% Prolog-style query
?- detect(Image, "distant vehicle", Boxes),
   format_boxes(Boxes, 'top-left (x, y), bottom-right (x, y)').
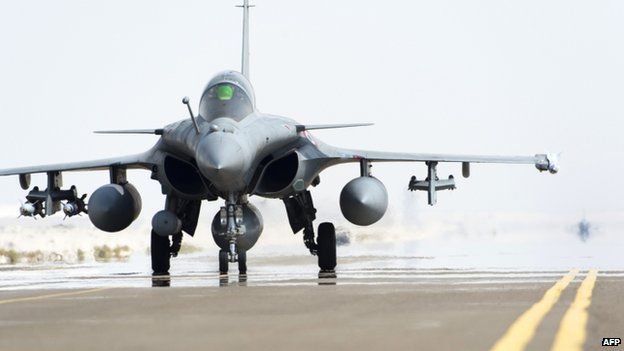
top-left (0, 1), bottom-right (558, 276)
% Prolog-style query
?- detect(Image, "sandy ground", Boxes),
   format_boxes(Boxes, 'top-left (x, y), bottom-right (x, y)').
top-left (0, 258), bottom-right (621, 351)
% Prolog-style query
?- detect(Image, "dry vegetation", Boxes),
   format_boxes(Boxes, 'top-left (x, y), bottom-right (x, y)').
top-left (0, 249), bottom-right (46, 264)
top-left (0, 246), bottom-right (133, 264)
top-left (0, 242), bottom-right (204, 265)
top-left (93, 245), bottom-right (131, 261)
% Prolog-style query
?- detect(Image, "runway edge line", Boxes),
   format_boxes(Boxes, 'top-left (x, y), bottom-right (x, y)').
top-left (550, 269), bottom-right (598, 351)
top-left (489, 269), bottom-right (579, 351)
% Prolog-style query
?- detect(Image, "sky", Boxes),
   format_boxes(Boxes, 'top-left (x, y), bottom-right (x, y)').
top-left (0, 0), bottom-right (623, 228)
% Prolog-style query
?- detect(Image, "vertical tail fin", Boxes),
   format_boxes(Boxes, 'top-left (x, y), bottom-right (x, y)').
top-left (237, 0), bottom-right (254, 79)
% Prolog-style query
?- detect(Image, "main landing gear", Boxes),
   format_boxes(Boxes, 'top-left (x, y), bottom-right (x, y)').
top-left (151, 190), bottom-right (338, 278)
top-left (151, 195), bottom-right (201, 276)
top-left (317, 222), bottom-right (337, 273)
top-left (151, 230), bottom-right (183, 276)
top-left (283, 190), bottom-right (337, 274)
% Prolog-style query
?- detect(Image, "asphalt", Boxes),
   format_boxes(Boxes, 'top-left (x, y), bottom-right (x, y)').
top-left (0, 265), bottom-right (621, 351)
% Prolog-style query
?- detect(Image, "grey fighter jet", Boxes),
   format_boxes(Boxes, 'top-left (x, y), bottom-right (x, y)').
top-left (0, 2), bottom-right (558, 276)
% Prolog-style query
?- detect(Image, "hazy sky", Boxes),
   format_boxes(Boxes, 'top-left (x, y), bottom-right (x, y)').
top-left (0, 0), bottom-right (622, 222)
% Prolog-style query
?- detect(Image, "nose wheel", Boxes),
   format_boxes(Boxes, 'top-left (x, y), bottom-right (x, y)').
top-left (219, 249), bottom-right (247, 275)
top-left (238, 250), bottom-right (247, 275)
top-left (219, 250), bottom-right (228, 274)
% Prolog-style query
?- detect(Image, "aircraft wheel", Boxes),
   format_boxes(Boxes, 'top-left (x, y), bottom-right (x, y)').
top-left (219, 250), bottom-right (229, 275)
top-left (238, 250), bottom-right (247, 275)
top-left (317, 222), bottom-right (337, 272)
top-left (151, 230), bottom-right (170, 275)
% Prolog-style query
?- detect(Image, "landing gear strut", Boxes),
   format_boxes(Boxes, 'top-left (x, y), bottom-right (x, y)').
top-left (150, 230), bottom-right (184, 276)
top-left (216, 192), bottom-right (247, 274)
top-left (283, 190), bottom-right (337, 273)
top-left (150, 195), bottom-right (201, 276)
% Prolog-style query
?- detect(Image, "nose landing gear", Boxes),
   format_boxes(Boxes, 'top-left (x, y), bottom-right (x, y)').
top-left (217, 192), bottom-right (247, 275)
top-left (219, 249), bottom-right (247, 275)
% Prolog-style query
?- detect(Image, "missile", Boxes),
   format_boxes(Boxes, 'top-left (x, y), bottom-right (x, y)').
top-left (61, 194), bottom-right (88, 219)
top-left (61, 202), bottom-right (79, 217)
top-left (546, 153), bottom-right (560, 174)
top-left (19, 201), bottom-right (36, 217)
top-left (18, 200), bottom-right (42, 218)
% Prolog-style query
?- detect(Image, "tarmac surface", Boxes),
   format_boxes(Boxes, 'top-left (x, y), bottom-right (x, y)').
top-left (0, 255), bottom-right (622, 351)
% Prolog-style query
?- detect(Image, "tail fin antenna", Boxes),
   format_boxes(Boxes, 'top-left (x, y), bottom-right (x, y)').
top-left (236, 0), bottom-right (254, 79)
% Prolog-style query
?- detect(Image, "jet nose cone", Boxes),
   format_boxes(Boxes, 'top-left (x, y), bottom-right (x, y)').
top-left (196, 133), bottom-right (246, 188)
top-left (203, 151), bottom-right (242, 174)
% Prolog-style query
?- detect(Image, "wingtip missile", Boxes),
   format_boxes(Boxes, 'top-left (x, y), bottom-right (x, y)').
top-left (535, 153), bottom-right (560, 174)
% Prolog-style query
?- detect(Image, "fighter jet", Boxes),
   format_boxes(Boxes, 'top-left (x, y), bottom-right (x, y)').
top-left (0, 1), bottom-right (558, 276)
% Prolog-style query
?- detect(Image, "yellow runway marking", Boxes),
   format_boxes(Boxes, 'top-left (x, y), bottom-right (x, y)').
top-left (490, 269), bottom-right (579, 351)
top-left (0, 287), bottom-right (111, 305)
top-left (550, 269), bottom-right (598, 351)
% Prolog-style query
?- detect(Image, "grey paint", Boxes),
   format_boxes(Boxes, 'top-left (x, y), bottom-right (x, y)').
top-left (152, 210), bottom-right (182, 237)
top-left (88, 183), bottom-right (142, 233)
top-left (211, 202), bottom-right (263, 251)
top-left (0, 3), bottom-right (557, 246)
top-left (340, 177), bottom-right (389, 226)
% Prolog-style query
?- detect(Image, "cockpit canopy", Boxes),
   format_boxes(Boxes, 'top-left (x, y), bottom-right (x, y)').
top-left (199, 71), bottom-right (255, 122)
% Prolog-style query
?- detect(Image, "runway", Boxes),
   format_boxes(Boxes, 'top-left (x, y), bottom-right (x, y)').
top-left (0, 255), bottom-right (622, 351)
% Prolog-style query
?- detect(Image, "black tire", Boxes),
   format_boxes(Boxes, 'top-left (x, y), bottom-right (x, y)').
top-left (238, 250), bottom-right (247, 275)
top-left (151, 230), bottom-right (170, 275)
top-left (317, 222), bottom-right (337, 272)
top-left (219, 250), bottom-right (229, 274)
